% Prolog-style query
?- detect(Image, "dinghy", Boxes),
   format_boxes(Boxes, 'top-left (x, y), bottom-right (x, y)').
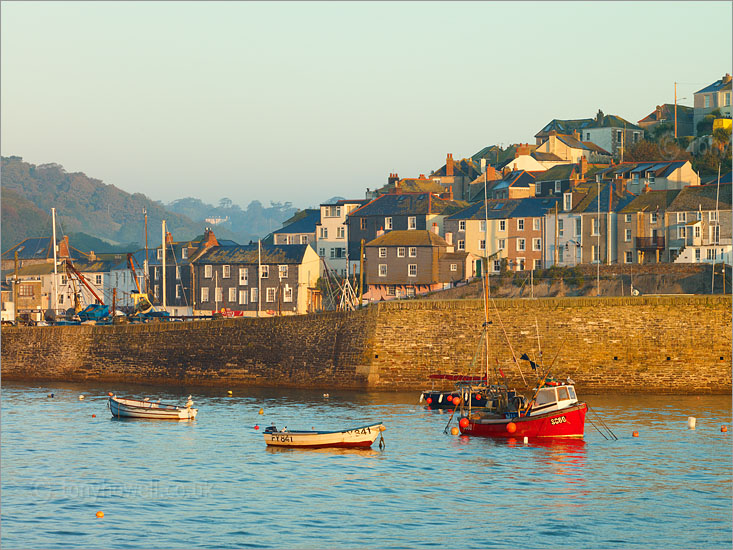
top-left (263, 423), bottom-right (385, 448)
top-left (108, 394), bottom-right (198, 420)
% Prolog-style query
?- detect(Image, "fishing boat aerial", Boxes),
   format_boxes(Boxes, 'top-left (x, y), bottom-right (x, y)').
top-left (108, 394), bottom-right (198, 420)
top-left (263, 423), bottom-right (385, 448)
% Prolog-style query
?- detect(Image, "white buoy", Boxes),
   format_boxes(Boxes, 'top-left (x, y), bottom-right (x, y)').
top-left (687, 417), bottom-right (697, 429)
top-left (523, 436), bottom-right (529, 444)
top-left (78, 395), bottom-right (85, 400)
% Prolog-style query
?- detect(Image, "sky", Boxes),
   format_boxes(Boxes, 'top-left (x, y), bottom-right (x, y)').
top-left (2, 1), bottom-right (731, 210)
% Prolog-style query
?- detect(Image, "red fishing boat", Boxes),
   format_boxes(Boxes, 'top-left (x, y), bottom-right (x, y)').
top-left (458, 380), bottom-right (587, 438)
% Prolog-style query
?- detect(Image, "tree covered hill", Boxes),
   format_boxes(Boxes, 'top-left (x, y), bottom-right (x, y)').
top-left (1, 156), bottom-right (298, 253)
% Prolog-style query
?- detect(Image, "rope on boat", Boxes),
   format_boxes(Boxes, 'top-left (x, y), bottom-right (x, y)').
top-left (378, 432), bottom-right (385, 450)
top-left (443, 403), bottom-right (459, 434)
top-left (586, 404), bottom-right (618, 440)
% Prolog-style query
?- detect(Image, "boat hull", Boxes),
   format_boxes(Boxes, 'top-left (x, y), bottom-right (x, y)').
top-left (263, 423), bottom-right (384, 448)
top-left (460, 403), bottom-right (587, 439)
top-left (108, 397), bottom-right (197, 420)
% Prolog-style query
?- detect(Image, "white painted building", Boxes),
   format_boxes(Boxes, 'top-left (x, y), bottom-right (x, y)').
top-left (316, 199), bottom-right (367, 277)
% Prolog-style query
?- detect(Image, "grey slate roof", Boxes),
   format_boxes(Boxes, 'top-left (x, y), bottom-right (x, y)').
top-left (196, 244), bottom-right (311, 265)
top-left (696, 76), bottom-right (732, 95)
top-left (619, 190), bottom-right (681, 213)
top-left (2, 237), bottom-right (87, 262)
top-left (365, 230), bottom-right (449, 248)
top-left (666, 183), bottom-right (732, 212)
top-left (274, 209), bottom-right (320, 235)
top-left (349, 193), bottom-right (467, 217)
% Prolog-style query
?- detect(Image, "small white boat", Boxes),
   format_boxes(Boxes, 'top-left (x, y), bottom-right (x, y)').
top-left (263, 423), bottom-right (385, 448)
top-left (108, 394), bottom-right (197, 420)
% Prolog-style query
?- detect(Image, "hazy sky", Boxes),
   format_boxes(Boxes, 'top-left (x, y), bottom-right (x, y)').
top-left (2, 1), bottom-right (731, 209)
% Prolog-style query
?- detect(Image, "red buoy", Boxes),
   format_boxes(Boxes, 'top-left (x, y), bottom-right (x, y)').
top-left (632, 431), bottom-right (639, 437)
top-left (426, 397), bottom-right (432, 404)
top-left (506, 422), bottom-right (517, 434)
top-left (254, 425), bottom-right (260, 430)
top-left (722, 426), bottom-right (728, 433)
top-left (459, 417), bottom-right (469, 428)
top-left (453, 397), bottom-right (462, 406)
top-left (475, 394), bottom-right (483, 401)
top-left (92, 414), bottom-right (96, 418)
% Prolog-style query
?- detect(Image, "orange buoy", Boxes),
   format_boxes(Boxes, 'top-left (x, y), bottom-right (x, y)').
top-left (459, 417), bottom-right (469, 429)
top-left (426, 397), bottom-right (432, 404)
top-left (633, 431), bottom-right (639, 437)
top-left (92, 414), bottom-right (96, 418)
top-left (96, 511), bottom-right (104, 518)
top-left (722, 426), bottom-right (728, 433)
top-left (453, 397), bottom-right (462, 406)
top-left (107, 392), bottom-right (113, 397)
top-left (475, 394), bottom-right (483, 401)
top-left (506, 422), bottom-right (517, 434)
top-left (450, 427), bottom-right (459, 435)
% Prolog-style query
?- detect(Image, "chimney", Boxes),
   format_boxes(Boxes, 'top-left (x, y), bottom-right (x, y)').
top-left (448, 185), bottom-right (453, 201)
top-left (579, 156), bottom-right (588, 179)
top-left (549, 130), bottom-right (557, 137)
top-left (723, 73), bottom-right (732, 84)
top-left (88, 250), bottom-right (96, 262)
top-left (388, 172), bottom-right (399, 186)
top-left (419, 173), bottom-right (427, 180)
top-left (446, 153), bottom-right (454, 176)
top-left (655, 105), bottom-right (662, 121)
top-left (485, 166), bottom-right (497, 181)
top-left (57, 235), bottom-right (70, 259)
top-left (432, 222), bottom-right (439, 235)
top-left (573, 130), bottom-right (580, 141)
top-left (165, 231), bottom-right (173, 245)
top-left (202, 228), bottom-right (219, 249)
top-left (376, 226), bottom-right (384, 238)
top-left (445, 231), bottom-right (453, 245)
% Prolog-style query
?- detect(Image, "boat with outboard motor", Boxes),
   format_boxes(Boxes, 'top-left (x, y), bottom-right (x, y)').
top-left (263, 423), bottom-right (385, 448)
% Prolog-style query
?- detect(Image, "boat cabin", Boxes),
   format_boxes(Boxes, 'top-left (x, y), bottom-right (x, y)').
top-left (529, 384), bottom-right (578, 416)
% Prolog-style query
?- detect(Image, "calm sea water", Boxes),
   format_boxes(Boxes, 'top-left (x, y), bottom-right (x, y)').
top-left (1, 381), bottom-right (731, 550)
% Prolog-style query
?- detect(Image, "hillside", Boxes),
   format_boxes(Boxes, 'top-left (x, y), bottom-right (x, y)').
top-left (0, 156), bottom-right (270, 252)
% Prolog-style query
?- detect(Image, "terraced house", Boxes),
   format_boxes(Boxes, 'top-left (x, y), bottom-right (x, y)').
top-left (617, 190), bottom-right (681, 264)
top-left (363, 230), bottom-right (470, 301)
top-left (192, 243), bottom-right (320, 316)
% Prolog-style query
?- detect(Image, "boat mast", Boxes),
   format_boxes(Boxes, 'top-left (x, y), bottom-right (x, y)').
top-left (482, 165), bottom-right (491, 384)
top-left (162, 219), bottom-right (167, 311)
top-left (51, 207), bottom-right (59, 316)
top-left (144, 209), bottom-right (149, 295)
top-left (257, 239), bottom-right (262, 317)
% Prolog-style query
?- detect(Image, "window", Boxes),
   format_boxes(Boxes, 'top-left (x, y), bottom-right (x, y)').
top-left (563, 192), bottom-right (572, 211)
top-left (696, 211), bottom-right (702, 221)
top-left (457, 240), bottom-right (465, 251)
top-left (479, 240), bottom-right (486, 251)
top-left (204, 265), bottom-right (212, 279)
top-left (592, 245), bottom-right (600, 263)
top-left (408, 247), bottom-right (417, 257)
top-left (450, 263), bottom-right (457, 272)
top-left (695, 248), bottom-right (701, 261)
top-left (386, 285), bottom-right (396, 296)
top-left (480, 220), bottom-right (487, 232)
top-left (260, 265), bottom-right (269, 278)
top-left (616, 130), bottom-right (623, 141)
top-left (558, 246), bottom-right (564, 263)
top-left (239, 290), bottom-right (248, 305)
top-left (533, 219), bottom-right (541, 231)
top-left (215, 287), bottom-right (223, 303)
top-left (625, 229), bottom-right (632, 242)
top-left (223, 265), bottom-right (230, 279)
top-left (533, 259), bottom-right (542, 270)
top-left (278, 265), bottom-right (288, 279)
top-left (378, 264), bottom-right (387, 277)
top-left (228, 287), bottom-right (236, 302)
top-left (182, 248), bottom-right (188, 259)
top-left (379, 247), bottom-right (387, 258)
top-left (517, 258), bottom-right (525, 271)
top-left (651, 212), bottom-right (658, 224)
top-left (301, 235), bottom-right (309, 244)
top-left (58, 294), bottom-right (64, 305)
top-left (239, 268), bottom-right (248, 285)
top-left (157, 249), bottom-right (163, 260)
top-left (633, 173), bottom-right (640, 182)
top-left (592, 218), bottom-right (599, 236)
top-left (61, 274), bottom-right (67, 285)
top-left (385, 217), bottom-right (392, 230)
top-left (532, 238), bottom-right (541, 251)
top-left (711, 225), bottom-right (720, 243)
top-left (586, 133), bottom-right (590, 141)
top-left (625, 251), bottom-right (633, 264)
top-left (337, 227), bottom-right (345, 239)
top-left (175, 266), bottom-right (181, 279)
top-left (498, 238), bottom-right (506, 250)
top-left (678, 227), bottom-right (686, 239)
top-left (493, 260), bottom-right (501, 272)
top-left (250, 288), bottom-right (258, 303)
top-left (625, 214), bottom-right (632, 223)
top-left (95, 274), bottom-right (102, 286)
top-left (397, 247), bottom-right (405, 258)
top-left (283, 285), bottom-right (293, 303)
top-left (201, 287), bottom-right (209, 302)
top-left (360, 218), bottom-right (367, 230)
top-left (408, 216), bottom-right (417, 230)
top-left (647, 173), bottom-right (655, 185)
top-left (320, 227), bottom-right (328, 239)
top-left (707, 248), bottom-right (717, 260)
top-left (575, 218), bottom-right (582, 236)
top-left (18, 285), bottom-right (34, 297)
top-left (176, 284), bottom-right (181, 299)
top-left (406, 287), bottom-right (415, 298)
top-left (517, 238), bottom-right (526, 251)
top-left (266, 288), bottom-right (276, 303)
top-left (154, 266), bottom-right (160, 280)
top-left (408, 264), bottom-right (417, 277)
top-left (319, 248), bottom-right (325, 257)
top-left (633, 132), bottom-right (640, 143)
top-left (554, 181), bottom-right (562, 194)
top-left (517, 219), bottom-right (525, 231)
top-left (694, 225), bottom-right (701, 238)
top-left (459, 220), bottom-right (466, 231)
top-left (725, 92), bottom-right (731, 107)
top-left (709, 211), bottom-right (719, 222)
top-left (499, 220), bottom-right (506, 231)
top-left (558, 219), bottom-right (564, 237)
top-left (704, 95), bottom-right (710, 108)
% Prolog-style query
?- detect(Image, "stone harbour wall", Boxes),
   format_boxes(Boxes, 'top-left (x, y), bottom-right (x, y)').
top-left (1, 295), bottom-right (730, 393)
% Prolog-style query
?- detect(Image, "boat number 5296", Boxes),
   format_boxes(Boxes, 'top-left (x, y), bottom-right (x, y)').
top-left (550, 416), bottom-right (567, 425)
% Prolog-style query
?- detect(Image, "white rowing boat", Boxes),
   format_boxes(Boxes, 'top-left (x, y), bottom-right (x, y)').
top-left (108, 394), bottom-right (198, 420)
top-left (263, 423), bottom-right (385, 448)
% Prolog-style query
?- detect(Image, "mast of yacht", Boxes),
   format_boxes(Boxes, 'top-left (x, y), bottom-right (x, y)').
top-left (51, 208), bottom-right (59, 316)
top-left (144, 209), bottom-right (150, 295)
top-left (162, 220), bottom-right (167, 311)
top-left (482, 164), bottom-right (492, 384)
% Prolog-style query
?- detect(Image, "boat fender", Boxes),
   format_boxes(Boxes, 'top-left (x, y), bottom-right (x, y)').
top-left (512, 396), bottom-right (526, 411)
top-left (419, 394), bottom-right (424, 403)
top-left (438, 394), bottom-right (443, 404)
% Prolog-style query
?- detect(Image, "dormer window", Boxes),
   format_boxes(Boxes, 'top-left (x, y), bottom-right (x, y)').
top-left (181, 248), bottom-right (188, 259)
top-left (563, 192), bottom-right (572, 212)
